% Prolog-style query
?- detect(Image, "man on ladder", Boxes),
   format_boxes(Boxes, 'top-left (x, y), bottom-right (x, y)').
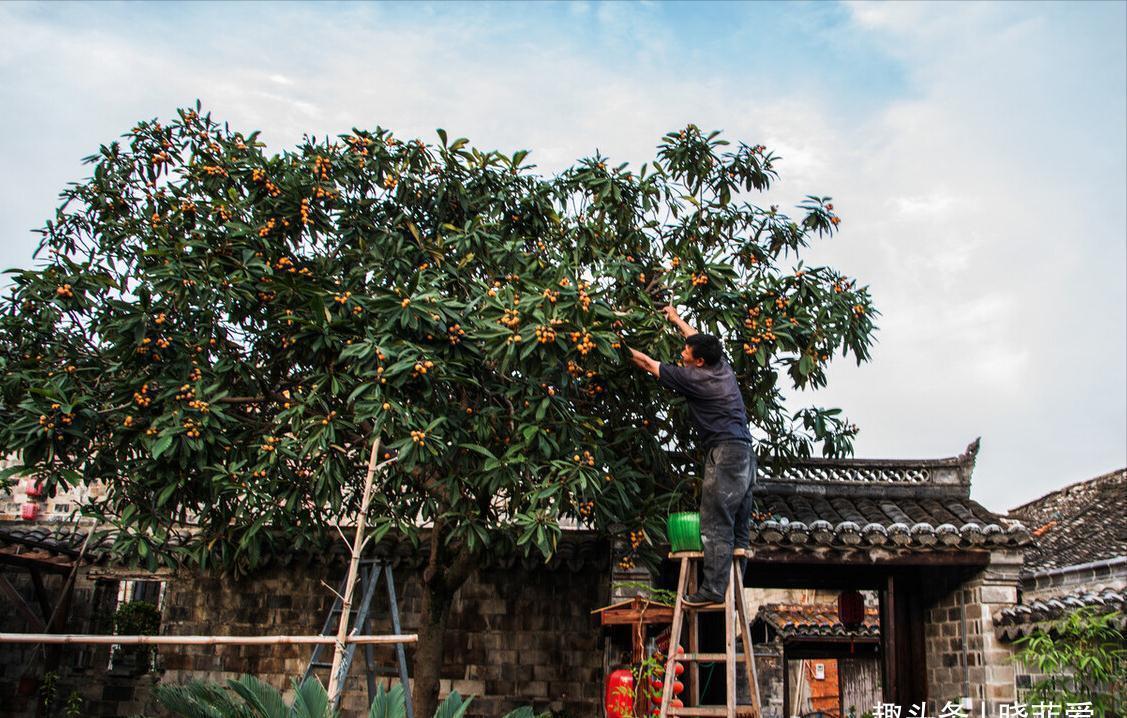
top-left (628, 305), bottom-right (757, 607)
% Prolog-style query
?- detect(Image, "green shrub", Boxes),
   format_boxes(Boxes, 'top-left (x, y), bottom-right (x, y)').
top-left (113, 600), bottom-right (161, 636)
top-left (1013, 606), bottom-right (1126, 716)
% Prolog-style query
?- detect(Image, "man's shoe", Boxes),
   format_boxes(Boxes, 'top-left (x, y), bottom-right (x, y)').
top-left (682, 591), bottom-right (724, 608)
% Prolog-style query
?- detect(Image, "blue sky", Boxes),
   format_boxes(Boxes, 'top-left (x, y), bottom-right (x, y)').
top-left (1, 1), bottom-right (1124, 512)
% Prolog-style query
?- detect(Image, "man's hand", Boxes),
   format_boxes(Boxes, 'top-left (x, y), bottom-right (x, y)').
top-left (628, 347), bottom-right (661, 378)
top-left (662, 304), bottom-right (698, 337)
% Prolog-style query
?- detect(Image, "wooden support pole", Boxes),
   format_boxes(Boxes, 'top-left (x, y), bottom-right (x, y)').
top-left (0, 633), bottom-right (417, 646)
top-left (328, 435), bottom-right (383, 705)
top-left (28, 568), bottom-right (52, 622)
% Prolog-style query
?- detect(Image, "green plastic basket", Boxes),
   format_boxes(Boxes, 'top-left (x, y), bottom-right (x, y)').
top-left (667, 511), bottom-right (702, 552)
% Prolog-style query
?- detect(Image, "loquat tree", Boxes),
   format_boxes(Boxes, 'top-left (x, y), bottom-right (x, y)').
top-left (0, 103), bottom-right (876, 713)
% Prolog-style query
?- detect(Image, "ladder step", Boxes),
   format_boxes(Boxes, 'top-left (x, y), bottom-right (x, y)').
top-left (668, 549), bottom-right (751, 559)
top-left (371, 666), bottom-right (400, 676)
top-left (680, 602), bottom-right (729, 612)
top-left (669, 706), bottom-right (756, 716)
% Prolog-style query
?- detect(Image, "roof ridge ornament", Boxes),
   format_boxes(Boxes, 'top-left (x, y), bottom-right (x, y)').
top-left (957, 437), bottom-right (982, 482)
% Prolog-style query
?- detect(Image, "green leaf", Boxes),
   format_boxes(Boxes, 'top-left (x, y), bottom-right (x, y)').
top-left (151, 435), bottom-right (173, 459)
top-left (434, 691), bottom-right (473, 718)
top-left (228, 674), bottom-right (288, 718)
top-left (459, 444), bottom-right (497, 460)
top-left (367, 683), bottom-right (406, 718)
top-left (290, 676), bottom-right (333, 718)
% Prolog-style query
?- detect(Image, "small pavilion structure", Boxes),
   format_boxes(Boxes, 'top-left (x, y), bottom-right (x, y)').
top-left (637, 440), bottom-right (1033, 715)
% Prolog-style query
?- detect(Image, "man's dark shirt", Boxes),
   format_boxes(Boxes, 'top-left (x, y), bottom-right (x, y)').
top-left (657, 358), bottom-right (754, 449)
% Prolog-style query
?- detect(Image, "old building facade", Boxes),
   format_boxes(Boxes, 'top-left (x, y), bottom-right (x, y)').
top-left (2, 443), bottom-right (1051, 717)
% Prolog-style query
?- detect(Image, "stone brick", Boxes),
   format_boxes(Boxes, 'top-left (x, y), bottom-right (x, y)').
top-left (451, 679), bottom-right (486, 695)
top-left (988, 683), bottom-right (1016, 700)
top-left (980, 585), bottom-right (1017, 604)
top-left (519, 680), bottom-right (548, 697)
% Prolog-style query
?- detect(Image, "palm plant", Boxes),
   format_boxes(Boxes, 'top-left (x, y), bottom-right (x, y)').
top-left (153, 674), bottom-right (538, 718)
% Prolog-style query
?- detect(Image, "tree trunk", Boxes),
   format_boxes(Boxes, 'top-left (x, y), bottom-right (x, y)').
top-left (411, 529), bottom-right (475, 717)
top-left (413, 577), bottom-right (456, 717)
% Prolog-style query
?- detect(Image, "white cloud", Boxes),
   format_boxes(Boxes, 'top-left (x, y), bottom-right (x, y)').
top-left (0, 1), bottom-right (1122, 512)
top-left (890, 193), bottom-right (958, 217)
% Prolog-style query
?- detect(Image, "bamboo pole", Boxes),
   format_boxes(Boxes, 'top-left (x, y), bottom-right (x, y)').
top-left (0, 633), bottom-right (416, 646)
top-left (327, 435), bottom-right (383, 705)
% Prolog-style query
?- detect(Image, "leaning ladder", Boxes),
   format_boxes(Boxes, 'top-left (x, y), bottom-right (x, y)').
top-left (659, 548), bottom-right (761, 718)
top-left (303, 558), bottom-right (413, 717)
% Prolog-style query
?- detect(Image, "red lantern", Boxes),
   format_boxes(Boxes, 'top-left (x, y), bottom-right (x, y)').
top-left (839, 589), bottom-right (865, 627)
top-left (24, 480), bottom-right (43, 498)
top-left (21, 503), bottom-right (39, 520)
top-left (605, 668), bottom-right (634, 718)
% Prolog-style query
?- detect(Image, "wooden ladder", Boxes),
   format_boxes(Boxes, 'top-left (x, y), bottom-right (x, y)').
top-left (303, 559), bottom-right (413, 716)
top-left (659, 549), bottom-right (761, 718)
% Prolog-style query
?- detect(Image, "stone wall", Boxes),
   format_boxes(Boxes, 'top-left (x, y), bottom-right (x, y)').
top-left (0, 567), bottom-right (165, 717)
top-left (1020, 560), bottom-right (1127, 602)
top-left (754, 643), bottom-right (785, 718)
top-left (1009, 561), bottom-right (1127, 704)
top-left (0, 552), bottom-right (609, 717)
top-left (922, 552), bottom-right (1023, 715)
top-left (157, 557), bottom-right (609, 717)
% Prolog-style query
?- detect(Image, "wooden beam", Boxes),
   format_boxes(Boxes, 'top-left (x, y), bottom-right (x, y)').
top-left (745, 547), bottom-right (992, 568)
top-left (782, 644), bottom-right (790, 718)
top-left (84, 566), bottom-right (176, 580)
top-left (738, 557), bottom-right (988, 590)
top-left (780, 636), bottom-right (881, 646)
top-left (880, 575), bottom-right (897, 706)
top-left (28, 568), bottom-right (53, 623)
top-left (599, 608), bottom-right (674, 625)
top-left (0, 575), bottom-right (46, 632)
top-left (0, 633), bottom-right (418, 646)
top-left (904, 570), bottom-right (929, 707)
top-left (0, 552), bottom-right (74, 573)
top-left (784, 642), bottom-right (881, 660)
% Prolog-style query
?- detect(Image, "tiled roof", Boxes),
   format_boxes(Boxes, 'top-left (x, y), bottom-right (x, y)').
top-left (755, 602), bottom-right (880, 640)
top-left (0, 524), bottom-right (115, 557)
top-left (993, 587), bottom-right (1127, 642)
top-left (1006, 468), bottom-right (1127, 572)
top-left (749, 493), bottom-right (1029, 551)
top-left (0, 523), bottom-right (609, 573)
top-left (747, 441), bottom-right (1031, 552)
top-left (0, 524), bottom-right (114, 570)
top-left (368, 531), bottom-right (609, 572)
top-left (3, 441), bottom-right (1028, 571)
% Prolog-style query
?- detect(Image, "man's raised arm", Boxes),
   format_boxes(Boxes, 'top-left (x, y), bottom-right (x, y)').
top-left (662, 305), bottom-right (698, 337)
top-left (628, 347), bottom-right (661, 378)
